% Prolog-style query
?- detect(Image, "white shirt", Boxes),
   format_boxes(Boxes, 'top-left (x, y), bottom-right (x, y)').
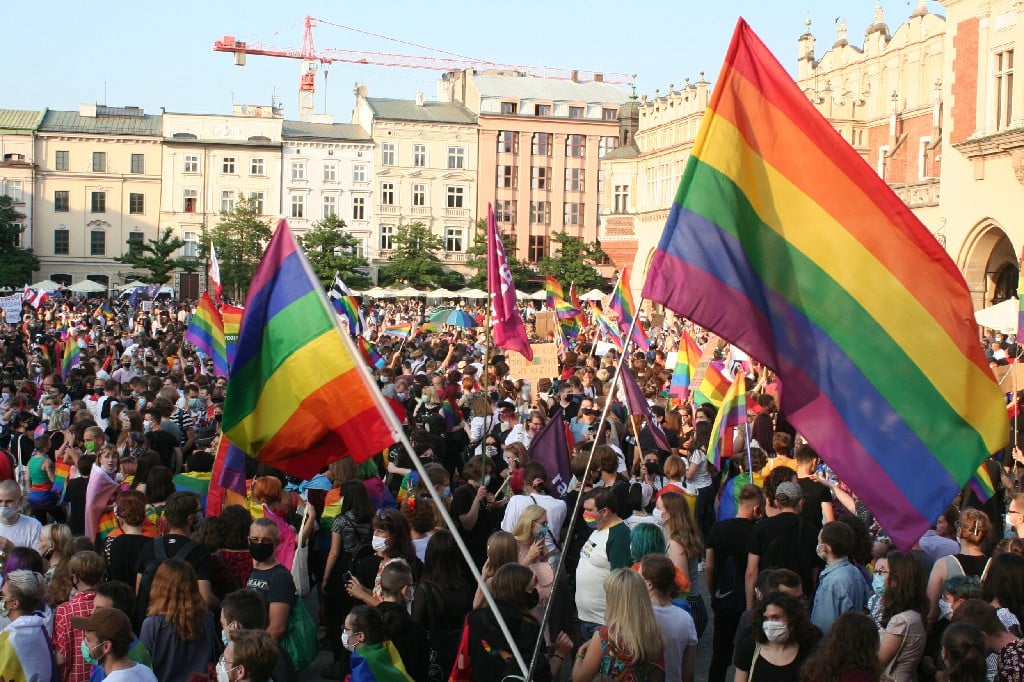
top-left (501, 493), bottom-right (567, 554)
top-left (652, 603), bottom-right (698, 682)
top-left (104, 664), bottom-right (159, 681)
top-left (0, 514), bottom-right (41, 551)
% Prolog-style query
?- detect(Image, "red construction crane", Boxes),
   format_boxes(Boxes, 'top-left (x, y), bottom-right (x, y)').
top-left (214, 16), bottom-right (632, 121)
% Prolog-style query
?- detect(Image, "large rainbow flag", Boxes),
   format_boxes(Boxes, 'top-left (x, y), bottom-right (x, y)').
top-left (184, 292), bottom-right (229, 376)
top-left (641, 19), bottom-right (1007, 549)
top-left (60, 337), bottom-right (80, 380)
top-left (608, 266), bottom-right (649, 351)
top-left (544, 276), bottom-right (564, 311)
top-left (706, 372), bottom-right (747, 469)
top-left (222, 220), bottom-right (397, 480)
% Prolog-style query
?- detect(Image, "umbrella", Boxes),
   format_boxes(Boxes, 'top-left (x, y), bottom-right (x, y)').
top-left (67, 280), bottom-right (108, 293)
top-left (362, 287), bottom-right (388, 298)
top-left (528, 290), bottom-right (548, 301)
top-left (117, 280), bottom-right (148, 291)
top-left (427, 288), bottom-right (457, 299)
top-left (974, 298), bottom-right (1019, 334)
top-left (394, 287), bottom-right (422, 298)
top-left (29, 280), bottom-right (62, 292)
top-left (580, 288), bottom-right (606, 301)
top-left (462, 288), bottom-right (488, 299)
top-left (428, 308), bottom-right (478, 328)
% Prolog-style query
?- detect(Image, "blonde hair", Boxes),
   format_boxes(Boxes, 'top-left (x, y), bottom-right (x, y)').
top-left (603, 569), bottom-right (664, 665)
top-left (485, 531), bottom-right (519, 571)
top-left (958, 508), bottom-right (991, 547)
top-left (661, 491), bottom-right (703, 559)
top-left (511, 504), bottom-right (546, 545)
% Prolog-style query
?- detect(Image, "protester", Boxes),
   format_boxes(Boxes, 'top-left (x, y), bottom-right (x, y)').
top-left (734, 591), bottom-right (820, 682)
top-left (140, 559), bottom-right (217, 682)
top-left (798, 611), bottom-right (880, 682)
top-left (951, 598), bottom-right (1024, 681)
top-left (811, 521), bottom-right (870, 633)
top-left (940, 622), bottom-right (989, 682)
top-left (640, 554), bottom-right (697, 681)
top-left (220, 629), bottom-right (279, 682)
top-left (575, 488), bottom-right (632, 640)
top-left (54, 550), bottom-right (105, 682)
top-left (927, 508), bottom-right (993, 624)
top-left (410, 530), bottom-right (473, 682)
top-left (0, 570), bottom-right (56, 680)
top-left (74, 608), bottom-right (157, 682)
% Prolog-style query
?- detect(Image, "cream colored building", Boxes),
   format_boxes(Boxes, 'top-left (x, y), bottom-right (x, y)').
top-left (159, 105), bottom-right (284, 298)
top-left (33, 105), bottom-right (163, 289)
top-left (351, 87), bottom-right (478, 278)
top-left (0, 110), bottom-right (44, 255)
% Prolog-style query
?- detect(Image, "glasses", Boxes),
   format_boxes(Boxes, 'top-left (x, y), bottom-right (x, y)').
top-left (248, 537), bottom-right (275, 545)
top-left (874, 569), bottom-right (889, 576)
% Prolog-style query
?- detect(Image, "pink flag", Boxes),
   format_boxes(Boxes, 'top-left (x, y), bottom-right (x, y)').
top-left (487, 204), bottom-right (533, 361)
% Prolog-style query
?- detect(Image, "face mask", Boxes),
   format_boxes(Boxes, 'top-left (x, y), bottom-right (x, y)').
top-left (485, 445), bottom-right (498, 458)
top-left (396, 392), bottom-right (407, 400)
top-left (249, 541), bottom-right (275, 563)
top-left (1, 393), bottom-right (9, 400)
top-left (652, 507), bottom-right (664, 520)
top-left (0, 507), bottom-right (18, 521)
top-left (143, 421), bottom-right (153, 433)
top-left (762, 620), bottom-right (789, 643)
top-left (84, 441), bottom-right (98, 454)
top-left (81, 640), bottom-right (104, 666)
top-left (525, 588), bottom-right (540, 609)
top-left (583, 512), bottom-right (598, 529)
top-left (535, 524), bottom-right (549, 540)
top-left (938, 599), bottom-right (954, 619)
top-left (221, 629), bottom-right (230, 648)
top-left (441, 486), bottom-right (451, 500)
top-left (371, 535), bottom-right (389, 553)
top-left (380, 377), bottom-right (390, 384)
top-left (342, 630), bottom-right (358, 652)
top-left (42, 407), bottom-right (53, 418)
top-left (215, 660), bottom-right (238, 682)
top-left (192, 511), bottom-right (205, 530)
top-left (871, 573), bottom-right (886, 597)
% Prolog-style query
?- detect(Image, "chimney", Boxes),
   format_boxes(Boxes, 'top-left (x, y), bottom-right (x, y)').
top-left (594, 73), bottom-right (604, 83)
top-left (415, 91), bottom-right (425, 107)
top-left (571, 70), bottom-right (579, 83)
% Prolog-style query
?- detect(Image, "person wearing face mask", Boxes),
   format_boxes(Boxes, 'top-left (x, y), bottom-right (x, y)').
top-left (0, 480), bottom-right (41, 554)
top-left (72, 608), bottom-right (156, 682)
top-left (450, 454), bottom-right (494, 568)
top-left (218, 590), bottom-right (288, 682)
top-left (344, 605), bottom-right (414, 682)
top-left (877, 551), bottom-right (928, 682)
top-left (217, 629), bottom-right (279, 682)
top-left (54, 550), bottom-right (105, 682)
top-left (242, 519), bottom-right (295, 647)
top-left (733, 591), bottom-right (821, 682)
top-left (0, 570), bottom-right (58, 681)
top-left (346, 509), bottom-right (423, 609)
top-left (810, 521), bottom-right (870, 633)
top-left (575, 488), bottom-right (631, 641)
top-left (510, 505), bottom-right (555, 622)
top-left (374, 559), bottom-right (428, 681)
top-left (501, 462), bottom-right (567, 568)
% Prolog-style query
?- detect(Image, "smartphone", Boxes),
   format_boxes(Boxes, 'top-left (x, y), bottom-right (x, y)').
top-left (341, 571), bottom-right (353, 584)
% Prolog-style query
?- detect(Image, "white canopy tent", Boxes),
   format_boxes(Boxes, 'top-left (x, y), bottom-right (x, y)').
top-left (66, 280), bottom-right (108, 293)
top-left (974, 298), bottom-right (1019, 334)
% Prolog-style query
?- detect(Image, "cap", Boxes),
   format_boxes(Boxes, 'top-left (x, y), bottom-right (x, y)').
top-left (71, 608), bottom-right (133, 645)
top-left (774, 481), bottom-right (804, 504)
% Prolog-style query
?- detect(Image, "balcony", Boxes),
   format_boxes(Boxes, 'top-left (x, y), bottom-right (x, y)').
top-left (445, 208), bottom-right (470, 219)
top-left (443, 252), bottom-right (469, 263)
top-left (889, 178), bottom-right (940, 209)
top-left (411, 206), bottom-right (431, 216)
top-left (377, 205), bottom-right (400, 216)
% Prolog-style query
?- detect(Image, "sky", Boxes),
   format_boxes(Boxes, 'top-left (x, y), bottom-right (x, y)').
top-left (5, 1), bottom-right (947, 120)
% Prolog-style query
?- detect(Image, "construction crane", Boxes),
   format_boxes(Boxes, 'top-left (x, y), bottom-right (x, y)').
top-left (214, 16), bottom-right (633, 121)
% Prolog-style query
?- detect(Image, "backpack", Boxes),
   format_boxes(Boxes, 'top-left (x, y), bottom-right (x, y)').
top-left (134, 537), bottom-right (202, 623)
top-left (710, 552), bottom-right (745, 615)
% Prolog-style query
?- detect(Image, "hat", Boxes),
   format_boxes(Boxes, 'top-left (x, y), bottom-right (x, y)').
top-left (71, 608), bottom-right (133, 645)
top-left (774, 481), bottom-right (804, 504)
top-left (498, 400), bottom-right (516, 412)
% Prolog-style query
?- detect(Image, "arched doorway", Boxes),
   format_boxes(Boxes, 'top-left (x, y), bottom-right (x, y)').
top-left (956, 220), bottom-right (1018, 310)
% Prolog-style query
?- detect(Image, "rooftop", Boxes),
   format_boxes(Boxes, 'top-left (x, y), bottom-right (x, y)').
top-left (0, 109), bottom-right (46, 134)
top-left (39, 110), bottom-right (162, 136)
top-left (366, 98), bottom-right (477, 125)
top-left (282, 120), bottom-right (373, 142)
top-left (472, 74), bottom-right (630, 104)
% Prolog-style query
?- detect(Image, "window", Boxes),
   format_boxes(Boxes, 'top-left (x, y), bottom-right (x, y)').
top-left (323, 195), bottom-right (337, 217)
top-left (54, 191), bottom-right (69, 212)
top-left (565, 168), bottom-right (585, 192)
top-left (446, 186), bottom-right (465, 208)
top-left (220, 190), bottom-right (235, 213)
top-left (598, 169), bottom-right (606, 194)
top-left (291, 161), bottom-right (305, 181)
top-left (222, 157), bottom-right (236, 174)
top-left (532, 133), bottom-right (552, 156)
top-left (380, 224), bottom-right (394, 250)
top-left (183, 189), bottom-right (197, 213)
top-left (182, 231), bottom-right (199, 258)
top-left (9, 224), bottom-right (20, 247)
top-left (598, 136), bottom-right (619, 158)
top-left (352, 196), bottom-right (366, 220)
top-left (530, 201), bottom-right (550, 225)
top-left (566, 134), bottom-right (585, 158)
top-left (323, 162), bottom-right (337, 181)
top-left (4, 181), bottom-right (21, 202)
top-left (380, 183), bottom-right (395, 205)
top-left (534, 104), bottom-right (551, 117)
top-left (353, 165), bottom-right (367, 182)
top-left (497, 132), bottom-right (518, 154)
top-left (602, 107), bottom-right (618, 120)
top-left (413, 144), bottom-right (427, 167)
top-left (996, 49), bottom-right (1014, 131)
top-left (381, 143), bottom-right (396, 166)
top-left (445, 227), bottom-right (464, 252)
top-left (55, 150), bottom-right (69, 171)
top-left (613, 185), bottom-right (629, 213)
top-left (54, 229), bottom-right (69, 255)
top-left (90, 230), bottom-right (105, 256)
top-left (90, 191), bottom-right (106, 213)
top-left (250, 158), bottom-right (265, 175)
top-left (500, 101), bottom-right (518, 114)
top-left (130, 153), bottom-right (145, 174)
top-left (531, 167), bottom-right (550, 190)
top-left (93, 152), bottom-right (106, 172)
top-left (569, 106), bottom-right (585, 119)
top-left (129, 193), bottom-right (145, 214)
top-left (290, 194), bottom-right (305, 218)
top-left (249, 191), bottom-right (265, 214)
top-left (183, 155), bottom-right (198, 173)
top-left (497, 165), bottom-right (517, 188)
top-left (564, 202), bottom-right (584, 226)
top-left (447, 146), bottom-right (465, 169)
top-left (412, 183), bottom-right (427, 207)
top-left (128, 232), bottom-right (144, 257)
top-left (495, 200), bottom-right (517, 223)
top-left (529, 234), bottom-right (547, 262)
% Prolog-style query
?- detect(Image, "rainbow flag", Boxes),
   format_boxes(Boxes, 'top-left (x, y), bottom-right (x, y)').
top-left (222, 305), bottom-right (244, 367)
top-left (694, 361), bottom-right (729, 408)
top-left (640, 19), bottom-right (1006, 550)
top-left (184, 293), bottom-right (229, 376)
top-left (358, 337), bottom-right (386, 370)
top-left (222, 219), bottom-right (397, 480)
top-left (98, 302), bottom-right (115, 321)
top-left (717, 471), bottom-right (763, 521)
top-left (545, 276), bottom-right (564, 311)
top-left (381, 323), bottom-right (412, 338)
top-left (1018, 247), bottom-right (1024, 343)
top-left (349, 640), bottom-right (413, 681)
top-left (590, 304), bottom-right (623, 350)
top-left (332, 295), bottom-right (362, 335)
top-left (608, 266), bottom-right (649, 351)
top-left (0, 619), bottom-right (57, 681)
top-left (968, 461), bottom-right (996, 503)
top-left (51, 459), bottom-right (71, 503)
top-left (60, 337), bottom-right (80, 379)
top-left (670, 333), bottom-right (703, 402)
top-left (706, 372), bottom-right (747, 469)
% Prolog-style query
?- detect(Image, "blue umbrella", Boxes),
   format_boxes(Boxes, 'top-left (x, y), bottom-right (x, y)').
top-left (427, 308), bottom-right (477, 328)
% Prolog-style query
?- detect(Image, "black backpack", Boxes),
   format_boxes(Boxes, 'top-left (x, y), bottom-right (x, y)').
top-left (134, 537), bottom-right (202, 624)
top-left (711, 552), bottom-right (745, 614)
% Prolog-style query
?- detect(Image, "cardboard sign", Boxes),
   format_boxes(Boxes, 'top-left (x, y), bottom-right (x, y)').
top-left (534, 311), bottom-right (556, 340)
top-left (506, 342), bottom-right (559, 403)
top-left (0, 295), bottom-right (22, 324)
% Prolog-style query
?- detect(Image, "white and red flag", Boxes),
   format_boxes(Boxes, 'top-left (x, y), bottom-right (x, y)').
top-left (486, 203), bottom-right (532, 361)
top-left (22, 288), bottom-right (48, 309)
top-left (208, 242), bottom-right (223, 305)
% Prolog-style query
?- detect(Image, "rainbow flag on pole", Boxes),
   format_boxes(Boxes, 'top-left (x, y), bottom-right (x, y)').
top-left (590, 304), bottom-right (623, 350)
top-left (609, 266), bottom-right (649, 351)
top-left (694, 361), bottom-right (730, 408)
top-left (670, 333), bottom-right (703, 402)
top-left (641, 18), bottom-right (1006, 549)
top-left (706, 372), bottom-right (747, 469)
top-left (184, 293), bottom-right (229, 376)
top-left (968, 461), bottom-right (996, 503)
top-left (222, 305), bottom-right (244, 367)
top-left (380, 323), bottom-right (412, 339)
top-left (222, 219), bottom-right (397, 480)
top-left (545, 276), bottom-right (564, 311)
top-left (60, 337), bottom-right (80, 380)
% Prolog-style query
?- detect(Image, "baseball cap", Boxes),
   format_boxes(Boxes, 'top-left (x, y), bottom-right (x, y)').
top-left (71, 607), bottom-right (133, 645)
top-left (774, 481), bottom-right (804, 504)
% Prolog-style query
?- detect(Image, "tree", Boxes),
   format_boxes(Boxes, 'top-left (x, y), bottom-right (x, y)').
top-left (0, 195), bottom-right (39, 288)
top-left (298, 214), bottom-right (372, 290)
top-left (210, 195), bottom-right (273, 301)
top-left (114, 227), bottom-right (198, 285)
top-left (464, 218), bottom-right (536, 290)
top-left (377, 222), bottom-right (464, 289)
top-left (536, 232), bottom-right (610, 291)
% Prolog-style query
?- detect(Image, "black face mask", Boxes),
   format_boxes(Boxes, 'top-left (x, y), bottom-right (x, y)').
top-left (525, 588), bottom-right (540, 610)
top-left (249, 542), bottom-right (275, 563)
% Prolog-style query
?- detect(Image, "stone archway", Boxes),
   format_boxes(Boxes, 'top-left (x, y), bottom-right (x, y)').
top-left (956, 220), bottom-right (1018, 310)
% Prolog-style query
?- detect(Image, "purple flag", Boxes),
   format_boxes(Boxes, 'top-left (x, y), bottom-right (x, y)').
top-left (528, 413), bottom-right (572, 498)
top-left (619, 365), bottom-right (672, 452)
top-left (487, 204), bottom-right (533, 361)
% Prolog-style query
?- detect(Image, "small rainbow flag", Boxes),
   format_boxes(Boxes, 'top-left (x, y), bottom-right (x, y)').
top-left (358, 337), bottom-right (386, 370)
top-left (545, 276), bottom-right (564, 311)
top-left (51, 459), bottom-right (71, 503)
top-left (222, 305), bottom-right (244, 367)
top-left (968, 461), bottom-right (996, 503)
top-left (184, 293), bottom-right (228, 376)
top-left (98, 302), bottom-right (115, 321)
top-left (670, 333), bottom-right (703, 402)
top-left (608, 266), bottom-right (649, 351)
top-left (590, 304), bottom-right (623, 350)
top-left (381, 323), bottom-right (412, 338)
top-left (553, 298), bottom-right (583, 320)
top-left (706, 372), bottom-right (747, 468)
top-left (332, 295), bottom-right (363, 336)
top-left (60, 338), bottom-right (80, 380)
top-left (694, 361), bottom-right (730, 408)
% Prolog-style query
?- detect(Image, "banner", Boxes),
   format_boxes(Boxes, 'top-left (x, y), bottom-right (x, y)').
top-left (506, 342), bottom-right (559, 403)
top-left (0, 295), bottom-right (22, 324)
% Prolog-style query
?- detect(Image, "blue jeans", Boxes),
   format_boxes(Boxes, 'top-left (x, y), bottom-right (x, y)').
top-left (579, 620), bottom-right (601, 642)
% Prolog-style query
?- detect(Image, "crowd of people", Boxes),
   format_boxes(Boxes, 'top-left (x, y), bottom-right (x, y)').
top-left (0, 293), bottom-right (1020, 682)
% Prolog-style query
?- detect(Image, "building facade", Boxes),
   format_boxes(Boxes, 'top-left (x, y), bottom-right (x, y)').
top-left (0, 110), bottom-right (44, 252)
top-left (351, 87), bottom-right (478, 277)
top-left (439, 70), bottom-right (628, 266)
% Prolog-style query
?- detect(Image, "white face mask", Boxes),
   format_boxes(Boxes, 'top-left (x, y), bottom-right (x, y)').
top-left (341, 630), bottom-right (358, 652)
top-left (938, 599), bottom-right (954, 619)
top-left (762, 620), bottom-right (789, 643)
top-left (371, 535), bottom-right (388, 553)
top-left (215, 660), bottom-right (238, 682)
top-left (652, 507), bottom-right (664, 520)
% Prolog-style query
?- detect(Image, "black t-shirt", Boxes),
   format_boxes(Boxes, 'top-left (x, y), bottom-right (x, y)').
top-left (246, 564), bottom-right (296, 606)
top-left (797, 477), bottom-right (833, 530)
top-left (638, 425), bottom-right (678, 462)
top-left (134, 533), bottom-right (213, 582)
top-left (748, 512), bottom-right (822, 597)
top-left (707, 517), bottom-right (755, 596)
top-left (451, 482), bottom-right (491, 567)
top-left (105, 533), bottom-right (152, 585)
top-left (733, 632), bottom-right (819, 679)
top-left (65, 477), bottom-right (89, 536)
top-left (145, 430), bottom-right (179, 471)
top-left (377, 601), bottom-right (429, 682)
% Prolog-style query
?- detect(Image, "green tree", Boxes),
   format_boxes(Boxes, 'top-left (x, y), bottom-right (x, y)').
top-left (464, 218), bottom-right (536, 290)
top-left (114, 227), bottom-right (198, 285)
top-left (537, 232), bottom-right (610, 291)
top-left (298, 214), bottom-right (372, 290)
top-left (377, 222), bottom-right (463, 289)
top-left (210, 195), bottom-right (273, 301)
top-left (0, 195), bottom-right (39, 288)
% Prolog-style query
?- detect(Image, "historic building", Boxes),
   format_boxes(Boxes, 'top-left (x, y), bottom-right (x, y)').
top-left (0, 110), bottom-right (44, 253)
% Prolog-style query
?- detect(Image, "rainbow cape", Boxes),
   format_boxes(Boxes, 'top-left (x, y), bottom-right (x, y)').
top-left (349, 640), bottom-right (413, 682)
top-left (0, 615), bottom-right (57, 681)
top-left (608, 266), bottom-right (649, 350)
top-left (184, 292), bottom-right (229, 376)
top-left (51, 459), bottom-right (71, 502)
top-left (670, 333), bottom-right (703, 402)
top-left (717, 471), bottom-right (763, 521)
top-left (222, 305), bottom-right (244, 367)
top-left (222, 219), bottom-right (396, 480)
top-left (706, 372), bottom-right (747, 469)
top-left (640, 18), bottom-right (1006, 549)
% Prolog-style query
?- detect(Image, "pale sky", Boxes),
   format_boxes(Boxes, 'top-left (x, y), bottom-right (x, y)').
top-left (6, 1), bottom-right (946, 118)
